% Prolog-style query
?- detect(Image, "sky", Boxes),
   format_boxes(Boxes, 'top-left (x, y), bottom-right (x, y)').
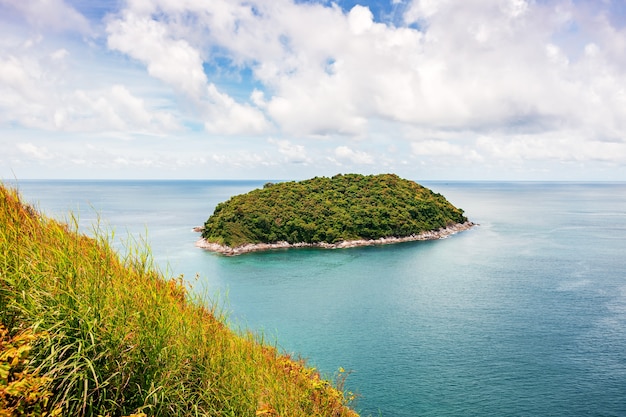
top-left (1, 0), bottom-right (626, 181)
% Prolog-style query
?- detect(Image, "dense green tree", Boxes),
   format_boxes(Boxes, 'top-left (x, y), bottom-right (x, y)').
top-left (202, 174), bottom-right (468, 247)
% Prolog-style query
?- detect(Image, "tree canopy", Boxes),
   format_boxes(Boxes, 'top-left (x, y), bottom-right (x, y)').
top-left (202, 174), bottom-right (468, 247)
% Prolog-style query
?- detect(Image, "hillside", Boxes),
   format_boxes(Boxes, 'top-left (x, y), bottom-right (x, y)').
top-left (0, 183), bottom-right (358, 417)
top-left (200, 174), bottom-right (471, 252)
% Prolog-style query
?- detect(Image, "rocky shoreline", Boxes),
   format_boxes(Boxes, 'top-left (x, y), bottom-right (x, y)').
top-left (194, 221), bottom-right (476, 256)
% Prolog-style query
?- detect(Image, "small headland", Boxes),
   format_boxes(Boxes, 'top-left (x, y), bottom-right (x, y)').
top-left (0, 182), bottom-right (358, 416)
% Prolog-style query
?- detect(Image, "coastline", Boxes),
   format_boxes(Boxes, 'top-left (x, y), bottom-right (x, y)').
top-left (194, 221), bottom-right (476, 256)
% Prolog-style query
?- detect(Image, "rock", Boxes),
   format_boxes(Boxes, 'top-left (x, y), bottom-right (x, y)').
top-left (195, 221), bottom-right (476, 256)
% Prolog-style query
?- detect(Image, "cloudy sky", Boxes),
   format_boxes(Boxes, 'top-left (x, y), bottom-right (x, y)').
top-left (1, 0), bottom-right (626, 180)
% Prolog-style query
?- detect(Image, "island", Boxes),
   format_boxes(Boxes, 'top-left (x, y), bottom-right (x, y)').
top-left (196, 173), bottom-right (474, 255)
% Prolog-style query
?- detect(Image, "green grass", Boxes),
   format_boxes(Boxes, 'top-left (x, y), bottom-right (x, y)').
top-left (0, 183), bottom-right (359, 417)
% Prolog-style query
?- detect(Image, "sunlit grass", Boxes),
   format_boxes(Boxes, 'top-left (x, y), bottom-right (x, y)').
top-left (0, 183), bottom-right (359, 416)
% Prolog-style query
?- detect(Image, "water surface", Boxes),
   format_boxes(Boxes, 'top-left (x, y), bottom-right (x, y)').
top-left (10, 180), bottom-right (626, 416)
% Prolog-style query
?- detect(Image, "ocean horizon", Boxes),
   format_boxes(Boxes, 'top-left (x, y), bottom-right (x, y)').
top-left (7, 179), bottom-right (626, 416)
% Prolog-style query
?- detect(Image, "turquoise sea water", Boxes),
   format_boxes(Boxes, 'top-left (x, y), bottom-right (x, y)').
top-left (8, 180), bottom-right (626, 416)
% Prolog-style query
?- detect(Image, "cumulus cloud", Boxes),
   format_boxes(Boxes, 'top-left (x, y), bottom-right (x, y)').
top-left (2, 0), bottom-right (626, 179)
top-left (334, 145), bottom-right (374, 165)
top-left (348, 5), bottom-right (375, 35)
top-left (107, 15), bottom-right (207, 99)
top-left (106, 2), bottom-right (270, 135)
top-left (210, 151), bottom-right (273, 168)
top-left (0, 48), bottom-right (178, 134)
top-left (0, 0), bottom-right (91, 34)
top-left (0, 12), bottom-right (183, 137)
top-left (203, 84), bottom-right (269, 134)
top-left (269, 138), bottom-right (310, 164)
top-left (102, 0), bottom-right (624, 153)
top-left (66, 85), bottom-right (179, 133)
top-left (0, 54), bottom-right (43, 108)
top-left (411, 140), bottom-right (464, 157)
top-left (476, 132), bottom-right (626, 164)
top-left (17, 142), bottom-right (53, 160)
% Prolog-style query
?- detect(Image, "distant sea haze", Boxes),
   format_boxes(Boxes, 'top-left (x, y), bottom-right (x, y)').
top-left (12, 180), bottom-right (626, 417)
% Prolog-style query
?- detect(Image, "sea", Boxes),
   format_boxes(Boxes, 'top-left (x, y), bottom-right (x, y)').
top-left (7, 179), bottom-right (626, 417)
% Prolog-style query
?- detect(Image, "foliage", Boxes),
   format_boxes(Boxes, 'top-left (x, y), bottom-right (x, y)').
top-left (0, 183), bottom-right (358, 417)
top-left (202, 173), bottom-right (468, 247)
top-left (0, 325), bottom-right (62, 417)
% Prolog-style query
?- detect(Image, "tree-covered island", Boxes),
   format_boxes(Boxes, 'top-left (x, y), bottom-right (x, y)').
top-left (196, 173), bottom-right (474, 255)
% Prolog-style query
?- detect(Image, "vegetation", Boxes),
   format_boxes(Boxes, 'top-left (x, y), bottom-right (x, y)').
top-left (202, 173), bottom-right (468, 247)
top-left (0, 183), bottom-right (358, 417)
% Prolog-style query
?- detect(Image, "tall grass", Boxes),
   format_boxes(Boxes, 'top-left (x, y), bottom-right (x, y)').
top-left (0, 183), bottom-right (359, 417)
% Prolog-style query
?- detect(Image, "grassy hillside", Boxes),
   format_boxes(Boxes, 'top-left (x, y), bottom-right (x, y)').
top-left (0, 183), bottom-right (358, 417)
top-left (202, 173), bottom-right (468, 247)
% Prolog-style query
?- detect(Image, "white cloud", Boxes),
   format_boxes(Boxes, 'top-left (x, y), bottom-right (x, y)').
top-left (334, 145), bottom-right (374, 165)
top-left (17, 142), bottom-right (52, 160)
top-left (106, 15), bottom-right (207, 99)
top-left (2, 0), bottom-right (626, 179)
top-left (348, 5), bottom-right (374, 35)
top-left (50, 48), bottom-right (69, 61)
top-left (411, 140), bottom-right (464, 157)
top-left (65, 85), bottom-right (179, 133)
top-left (128, 0), bottom-right (623, 148)
top-left (106, 7), bottom-right (270, 135)
top-left (210, 151), bottom-right (274, 168)
top-left (404, 0), bottom-right (442, 22)
top-left (476, 133), bottom-right (626, 164)
top-left (0, 27), bottom-right (182, 135)
top-left (269, 138), bottom-right (310, 164)
top-left (0, 0), bottom-right (91, 34)
top-left (204, 84), bottom-right (269, 134)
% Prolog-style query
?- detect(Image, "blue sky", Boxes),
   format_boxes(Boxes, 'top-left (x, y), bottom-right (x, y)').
top-left (1, 0), bottom-right (626, 180)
